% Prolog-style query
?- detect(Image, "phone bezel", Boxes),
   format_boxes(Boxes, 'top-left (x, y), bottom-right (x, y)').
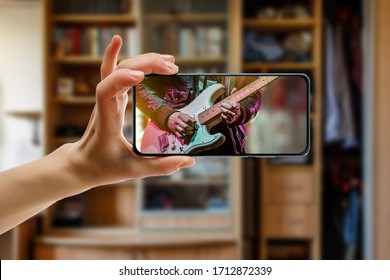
top-left (132, 73), bottom-right (311, 157)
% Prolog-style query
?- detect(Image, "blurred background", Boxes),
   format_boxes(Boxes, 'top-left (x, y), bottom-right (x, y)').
top-left (0, 0), bottom-right (388, 260)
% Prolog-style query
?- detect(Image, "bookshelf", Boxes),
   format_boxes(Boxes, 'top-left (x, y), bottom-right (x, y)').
top-left (37, 0), bottom-right (242, 260)
top-left (241, 0), bottom-right (322, 259)
top-left (42, 0), bottom-right (137, 234)
top-left (135, 0), bottom-right (242, 246)
top-left (139, 0), bottom-right (231, 73)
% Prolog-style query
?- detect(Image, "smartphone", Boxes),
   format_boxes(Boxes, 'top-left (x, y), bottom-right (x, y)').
top-left (132, 73), bottom-right (310, 157)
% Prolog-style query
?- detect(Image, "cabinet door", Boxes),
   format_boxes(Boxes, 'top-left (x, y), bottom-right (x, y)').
top-left (266, 169), bottom-right (314, 205)
top-left (264, 205), bottom-right (314, 238)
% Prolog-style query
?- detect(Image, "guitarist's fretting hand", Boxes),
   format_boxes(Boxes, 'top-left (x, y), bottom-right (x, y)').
top-left (167, 112), bottom-right (196, 139)
top-left (221, 88), bottom-right (242, 124)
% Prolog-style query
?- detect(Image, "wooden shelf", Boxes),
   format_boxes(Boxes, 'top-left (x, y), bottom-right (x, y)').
top-left (244, 18), bottom-right (316, 30)
top-left (56, 95), bottom-right (96, 104)
top-left (51, 14), bottom-right (136, 24)
top-left (55, 95), bottom-right (132, 105)
top-left (144, 179), bottom-right (227, 187)
top-left (54, 55), bottom-right (132, 65)
top-left (53, 56), bottom-right (103, 65)
top-left (35, 230), bottom-right (236, 247)
top-left (175, 56), bottom-right (227, 64)
top-left (243, 62), bottom-right (315, 71)
top-left (5, 110), bottom-right (42, 119)
top-left (143, 13), bottom-right (227, 22)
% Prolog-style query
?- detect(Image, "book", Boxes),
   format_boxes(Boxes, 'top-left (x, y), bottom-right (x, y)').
top-left (206, 26), bottom-right (223, 56)
top-left (71, 27), bottom-right (81, 55)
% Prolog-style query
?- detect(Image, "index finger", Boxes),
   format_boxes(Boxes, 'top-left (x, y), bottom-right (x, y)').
top-left (101, 35), bottom-right (122, 80)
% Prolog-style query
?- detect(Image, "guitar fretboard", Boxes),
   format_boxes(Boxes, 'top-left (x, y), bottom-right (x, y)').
top-left (198, 76), bottom-right (279, 125)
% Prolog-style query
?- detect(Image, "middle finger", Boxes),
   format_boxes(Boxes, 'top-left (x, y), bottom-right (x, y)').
top-left (117, 53), bottom-right (178, 75)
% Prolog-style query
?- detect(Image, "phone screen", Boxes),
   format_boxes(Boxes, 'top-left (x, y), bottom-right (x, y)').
top-left (132, 74), bottom-right (309, 156)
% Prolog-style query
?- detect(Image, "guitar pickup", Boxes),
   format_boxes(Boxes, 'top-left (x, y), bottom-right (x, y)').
top-left (158, 133), bottom-right (169, 153)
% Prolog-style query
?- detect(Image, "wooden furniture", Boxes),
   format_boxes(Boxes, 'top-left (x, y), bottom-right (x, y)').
top-left (35, 232), bottom-right (237, 260)
top-left (373, 0), bottom-right (390, 260)
top-left (240, 0), bottom-right (322, 259)
top-left (37, 0), bottom-right (242, 260)
top-left (42, 0), bottom-right (137, 233)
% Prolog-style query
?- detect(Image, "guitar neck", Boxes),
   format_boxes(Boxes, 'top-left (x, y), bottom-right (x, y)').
top-left (198, 76), bottom-right (279, 125)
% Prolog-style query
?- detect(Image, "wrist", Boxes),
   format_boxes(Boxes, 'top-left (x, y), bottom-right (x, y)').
top-left (166, 111), bottom-right (179, 133)
top-left (55, 143), bottom-right (95, 194)
top-left (157, 105), bottom-right (176, 131)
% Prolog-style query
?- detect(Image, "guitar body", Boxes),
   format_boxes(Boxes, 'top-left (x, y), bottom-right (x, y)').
top-left (141, 83), bottom-right (226, 154)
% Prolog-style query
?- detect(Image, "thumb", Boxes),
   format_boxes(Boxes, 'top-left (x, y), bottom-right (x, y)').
top-left (138, 156), bottom-right (196, 177)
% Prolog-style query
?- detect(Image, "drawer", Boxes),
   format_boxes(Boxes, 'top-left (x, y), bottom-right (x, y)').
top-left (266, 169), bottom-right (314, 204)
top-left (264, 205), bottom-right (314, 238)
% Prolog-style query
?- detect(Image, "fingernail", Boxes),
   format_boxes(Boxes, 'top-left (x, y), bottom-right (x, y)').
top-left (165, 61), bottom-right (178, 70)
top-left (160, 54), bottom-right (175, 61)
top-left (130, 70), bottom-right (144, 78)
top-left (178, 160), bottom-right (195, 169)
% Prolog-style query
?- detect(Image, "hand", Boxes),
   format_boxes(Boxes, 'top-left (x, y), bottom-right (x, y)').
top-left (221, 88), bottom-right (241, 124)
top-left (168, 112), bottom-right (196, 139)
top-left (63, 35), bottom-right (195, 188)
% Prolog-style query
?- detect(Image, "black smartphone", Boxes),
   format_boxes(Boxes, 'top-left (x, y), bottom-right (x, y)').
top-left (132, 73), bottom-right (310, 157)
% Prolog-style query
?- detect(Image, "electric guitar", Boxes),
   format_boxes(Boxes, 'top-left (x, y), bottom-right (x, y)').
top-left (140, 76), bottom-right (279, 154)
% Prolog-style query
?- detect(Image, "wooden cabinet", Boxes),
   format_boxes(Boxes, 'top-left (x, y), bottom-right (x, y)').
top-left (245, 0), bottom-right (322, 259)
top-left (37, 0), bottom-right (242, 260)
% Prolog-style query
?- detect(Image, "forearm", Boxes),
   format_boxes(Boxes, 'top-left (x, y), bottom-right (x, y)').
top-left (136, 82), bottom-right (175, 130)
top-left (0, 143), bottom-right (90, 234)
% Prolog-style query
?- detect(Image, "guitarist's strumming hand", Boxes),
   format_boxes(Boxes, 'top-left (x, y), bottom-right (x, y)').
top-left (221, 88), bottom-right (242, 124)
top-left (167, 112), bottom-right (196, 139)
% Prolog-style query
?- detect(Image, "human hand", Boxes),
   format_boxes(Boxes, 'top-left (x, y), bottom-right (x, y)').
top-left (221, 88), bottom-right (241, 124)
top-left (63, 35), bottom-right (195, 188)
top-left (167, 112), bottom-right (196, 139)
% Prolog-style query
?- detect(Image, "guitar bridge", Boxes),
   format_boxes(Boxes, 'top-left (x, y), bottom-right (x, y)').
top-left (158, 133), bottom-right (169, 153)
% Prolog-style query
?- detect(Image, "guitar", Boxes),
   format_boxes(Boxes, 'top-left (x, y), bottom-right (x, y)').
top-left (140, 76), bottom-right (279, 154)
